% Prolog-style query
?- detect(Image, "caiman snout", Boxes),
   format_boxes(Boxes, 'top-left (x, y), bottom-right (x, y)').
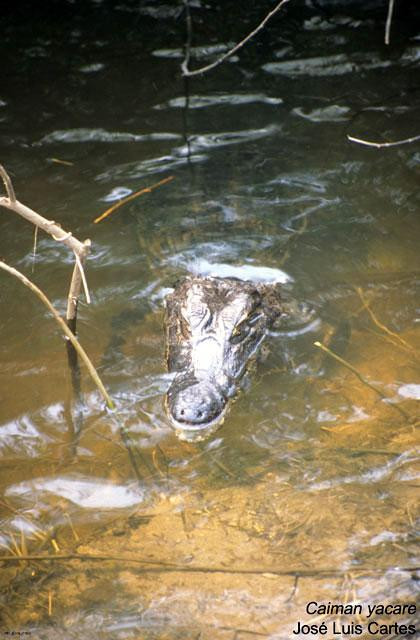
top-left (167, 381), bottom-right (225, 429)
top-left (164, 276), bottom-right (291, 440)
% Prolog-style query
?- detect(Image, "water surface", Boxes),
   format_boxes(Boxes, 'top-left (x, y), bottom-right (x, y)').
top-left (0, 1), bottom-right (419, 638)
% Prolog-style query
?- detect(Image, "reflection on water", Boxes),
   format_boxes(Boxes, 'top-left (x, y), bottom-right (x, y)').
top-left (0, 0), bottom-right (419, 636)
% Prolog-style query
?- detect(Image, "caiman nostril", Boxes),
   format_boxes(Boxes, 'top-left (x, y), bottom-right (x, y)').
top-left (168, 381), bottom-right (225, 426)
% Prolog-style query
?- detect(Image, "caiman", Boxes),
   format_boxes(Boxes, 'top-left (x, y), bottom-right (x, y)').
top-left (165, 275), bottom-right (314, 441)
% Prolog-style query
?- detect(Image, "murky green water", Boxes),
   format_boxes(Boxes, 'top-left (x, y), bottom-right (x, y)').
top-left (0, 1), bottom-right (419, 638)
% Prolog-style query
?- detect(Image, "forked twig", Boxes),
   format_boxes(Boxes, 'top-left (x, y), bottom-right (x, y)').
top-left (0, 164), bottom-right (90, 326)
top-left (181, 0), bottom-right (291, 77)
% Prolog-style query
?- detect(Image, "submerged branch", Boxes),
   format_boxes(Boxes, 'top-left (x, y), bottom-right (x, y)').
top-left (314, 341), bottom-right (409, 420)
top-left (0, 552), bottom-right (416, 578)
top-left (314, 341), bottom-right (385, 398)
top-left (181, 0), bottom-right (290, 77)
top-left (355, 287), bottom-right (415, 352)
top-left (0, 260), bottom-right (114, 410)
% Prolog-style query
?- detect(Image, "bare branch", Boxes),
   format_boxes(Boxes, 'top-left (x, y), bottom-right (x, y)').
top-left (0, 260), bottom-right (114, 410)
top-left (0, 164), bottom-right (91, 322)
top-left (0, 195), bottom-right (86, 257)
top-left (347, 133), bottom-right (420, 148)
top-left (385, 0), bottom-right (395, 45)
top-left (181, 0), bottom-right (291, 77)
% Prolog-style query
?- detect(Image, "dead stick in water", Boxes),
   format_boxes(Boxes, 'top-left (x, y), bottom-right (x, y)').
top-left (0, 552), bottom-right (417, 578)
top-left (355, 287), bottom-right (415, 352)
top-left (313, 341), bottom-right (409, 420)
top-left (93, 175), bottom-right (174, 224)
top-left (0, 260), bottom-right (114, 410)
top-left (181, 0), bottom-right (290, 77)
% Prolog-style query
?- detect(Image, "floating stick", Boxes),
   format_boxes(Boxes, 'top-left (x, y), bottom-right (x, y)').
top-left (93, 175), bottom-right (174, 224)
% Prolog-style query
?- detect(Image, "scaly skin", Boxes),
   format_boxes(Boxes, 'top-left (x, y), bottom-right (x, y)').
top-left (165, 276), bottom-right (310, 440)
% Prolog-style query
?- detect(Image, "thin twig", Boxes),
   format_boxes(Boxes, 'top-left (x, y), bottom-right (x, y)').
top-left (355, 287), bottom-right (414, 351)
top-left (74, 250), bottom-right (91, 304)
top-left (181, 0), bottom-right (291, 77)
top-left (385, 0), bottom-right (395, 45)
top-left (0, 552), bottom-right (416, 578)
top-left (0, 167), bottom-right (87, 258)
top-left (50, 158), bottom-right (74, 167)
top-left (66, 239), bottom-right (91, 326)
top-left (278, 214), bottom-right (308, 267)
top-left (93, 175), bottom-right (174, 224)
top-left (31, 225), bottom-right (39, 273)
top-left (313, 341), bottom-right (409, 420)
top-left (0, 260), bottom-right (114, 410)
top-left (347, 133), bottom-right (420, 148)
top-left (314, 340), bottom-right (385, 397)
top-left (182, 0), bottom-right (192, 74)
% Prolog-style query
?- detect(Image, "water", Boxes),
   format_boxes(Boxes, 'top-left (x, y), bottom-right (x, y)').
top-left (0, 1), bottom-right (419, 638)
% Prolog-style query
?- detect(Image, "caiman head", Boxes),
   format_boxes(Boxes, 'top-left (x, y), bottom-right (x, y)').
top-left (164, 276), bottom-right (283, 440)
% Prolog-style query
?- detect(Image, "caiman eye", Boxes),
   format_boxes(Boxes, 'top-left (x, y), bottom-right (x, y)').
top-left (230, 322), bottom-right (250, 344)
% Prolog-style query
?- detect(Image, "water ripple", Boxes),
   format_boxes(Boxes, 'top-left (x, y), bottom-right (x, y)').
top-left (6, 474), bottom-right (145, 509)
top-left (154, 93), bottom-right (283, 110)
top-left (309, 450), bottom-right (419, 491)
top-left (37, 128), bottom-right (181, 145)
top-left (263, 53), bottom-right (392, 76)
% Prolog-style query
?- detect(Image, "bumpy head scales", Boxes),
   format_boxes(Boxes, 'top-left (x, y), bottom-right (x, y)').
top-left (164, 276), bottom-right (278, 440)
